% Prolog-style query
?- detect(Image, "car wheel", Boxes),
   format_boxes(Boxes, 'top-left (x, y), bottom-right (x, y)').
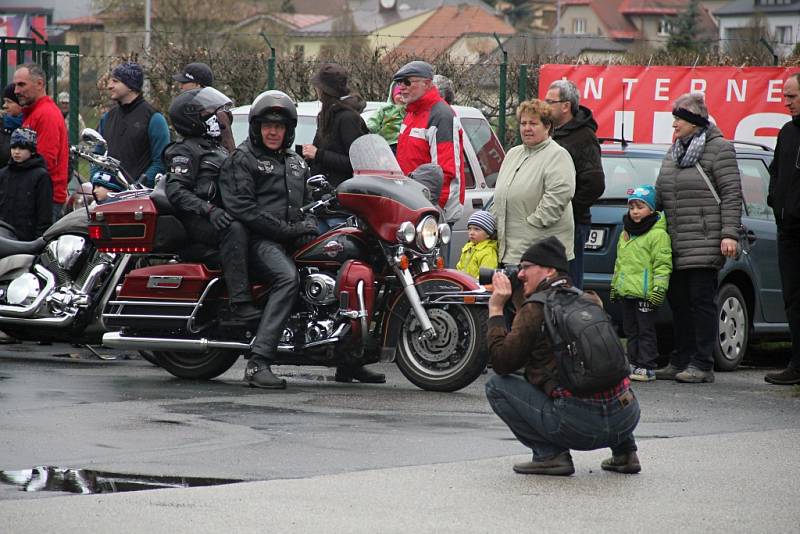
top-left (715, 283), bottom-right (749, 371)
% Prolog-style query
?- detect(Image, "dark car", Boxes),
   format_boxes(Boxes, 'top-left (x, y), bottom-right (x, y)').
top-left (584, 140), bottom-right (787, 371)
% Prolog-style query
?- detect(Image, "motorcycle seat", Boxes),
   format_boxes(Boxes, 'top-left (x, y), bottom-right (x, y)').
top-left (0, 235), bottom-right (46, 257)
top-left (150, 178), bottom-right (176, 214)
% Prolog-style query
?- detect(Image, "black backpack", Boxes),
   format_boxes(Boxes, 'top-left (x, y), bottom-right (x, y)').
top-left (528, 285), bottom-right (629, 395)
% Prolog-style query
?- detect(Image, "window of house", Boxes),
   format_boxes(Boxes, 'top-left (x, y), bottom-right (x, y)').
top-left (776, 26), bottom-right (792, 44)
top-left (114, 36), bottom-right (128, 54)
top-left (572, 18), bottom-right (587, 34)
top-left (658, 19), bottom-right (673, 36)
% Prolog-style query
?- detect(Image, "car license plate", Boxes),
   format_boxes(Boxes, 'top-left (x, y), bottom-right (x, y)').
top-left (585, 228), bottom-right (605, 250)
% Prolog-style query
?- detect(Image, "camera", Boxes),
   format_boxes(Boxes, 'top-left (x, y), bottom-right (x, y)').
top-left (478, 264), bottom-right (520, 286)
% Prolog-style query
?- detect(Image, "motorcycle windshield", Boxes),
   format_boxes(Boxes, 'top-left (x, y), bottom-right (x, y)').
top-left (349, 134), bottom-right (404, 178)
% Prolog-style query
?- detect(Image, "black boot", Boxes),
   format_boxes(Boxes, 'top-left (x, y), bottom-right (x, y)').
top-left (230, 302), bottom-right (262, 323)
top-left (244, 359), bottom-right (286, 389)
top-left (335, 365), bottom-right (386, 384)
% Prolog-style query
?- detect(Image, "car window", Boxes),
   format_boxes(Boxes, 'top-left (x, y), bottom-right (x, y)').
top-left (460, 117), bottom-right (503, 188)
top-left (738, 158), bottom-right (773, 220)
top-left (600, 155), bottom-right (663, 198)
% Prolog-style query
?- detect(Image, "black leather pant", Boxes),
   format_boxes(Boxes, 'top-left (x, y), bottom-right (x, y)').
top-left (248, 238), bottom-right (299, 361)
top-left (182, 215), bottom-right (253, 305)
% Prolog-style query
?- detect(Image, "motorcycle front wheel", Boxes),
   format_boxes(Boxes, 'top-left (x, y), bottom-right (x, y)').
top-left (396, 305), bottom-right (488, 392)
top-left (153, 349), bottom-right (240, 380)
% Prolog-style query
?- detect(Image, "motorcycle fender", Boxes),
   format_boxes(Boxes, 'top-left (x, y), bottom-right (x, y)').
top-left (0, 255), bottom-right (35, 280)
top-left (380, 269), bottom-right (481, 359)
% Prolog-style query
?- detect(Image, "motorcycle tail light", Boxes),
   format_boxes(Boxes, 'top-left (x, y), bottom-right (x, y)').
top-left (88, 225), bottom-right (105, 240)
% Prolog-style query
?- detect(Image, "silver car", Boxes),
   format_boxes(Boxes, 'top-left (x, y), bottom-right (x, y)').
top-left (230, 100), bottom-right (505, 266)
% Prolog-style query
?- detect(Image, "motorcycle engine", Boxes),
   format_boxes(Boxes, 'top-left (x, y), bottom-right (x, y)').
top-left (301, 273), bottom-right (338, 306)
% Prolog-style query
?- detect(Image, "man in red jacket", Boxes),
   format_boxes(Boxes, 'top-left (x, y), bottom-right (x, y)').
top-left (393, 61), bottom-right (465, 227)
top-left (14, 63), bottom-right (68, 221)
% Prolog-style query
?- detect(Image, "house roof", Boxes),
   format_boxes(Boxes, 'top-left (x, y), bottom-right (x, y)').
top-left (288, 0), bottom-right (486, 17)
top-left (54, 15), bottom-right (103, 27)
top-left (618, 0), bottom-right (684, 15)
top-left (266, 13), bottom-right (331, 30)
top-left (571, 0), bottom-right (642, 41)
top-left (288, 5), bottom-right (430, 37)
top-left (392, 4), bottom-right (515, 59)
top-left (715, 0), bottom-right (800, 16)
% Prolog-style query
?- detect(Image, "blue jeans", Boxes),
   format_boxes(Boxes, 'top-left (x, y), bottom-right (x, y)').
top-left (485, 374), bottom-right (639, 461)
top-left (568, 223), bottom-right (590, 289)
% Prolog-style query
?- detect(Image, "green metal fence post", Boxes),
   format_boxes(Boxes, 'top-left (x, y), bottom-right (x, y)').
top-left (69, 49), bottom-right (80, 145)
top-left (493, 33), bottom-right (507, 149)
top-left (517, 64), bottom-right (528, 145)
top-left (260, 32), bottom-right (276, 90)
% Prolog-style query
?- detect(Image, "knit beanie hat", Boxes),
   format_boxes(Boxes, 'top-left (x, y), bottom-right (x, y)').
top-left (3, 83), bottom-right (19, 104)
top-left (9, 127), bottom-right (37, 152)
top-left (311, 63), bottom-right (349, 98)
top-left (520, 236), bottom-right (568, 273)
top-left (627, 184), bottom-right (656, 211)
top-left (111, 62), bottom-right (144, 93)
top-left (91, 170), bottom-right (126, 193)
top-left (467, 210), bottom-right (496, 237)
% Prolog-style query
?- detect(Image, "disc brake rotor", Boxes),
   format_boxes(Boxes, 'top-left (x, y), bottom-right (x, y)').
top-left (406, 308), bottom-right (460, 364)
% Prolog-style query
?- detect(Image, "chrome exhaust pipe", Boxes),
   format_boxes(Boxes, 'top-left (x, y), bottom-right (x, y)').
top-left (0, 264), bottom-right (56, 317)
top-left (0, 314), bottom-right (76, 327)
top-left (102, 332), bottom-right (252, 353)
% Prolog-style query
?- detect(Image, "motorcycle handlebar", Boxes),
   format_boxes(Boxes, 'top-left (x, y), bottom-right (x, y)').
top-left (300, 193), bottom-right (334, 214)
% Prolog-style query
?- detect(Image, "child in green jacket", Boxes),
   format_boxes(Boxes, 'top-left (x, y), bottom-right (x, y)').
top-left (366, 84), bottom-right (405, 152)
top-left (611, 185), bottom-right (672, 382)
top-left (457, 210), bottom-right (498, 279)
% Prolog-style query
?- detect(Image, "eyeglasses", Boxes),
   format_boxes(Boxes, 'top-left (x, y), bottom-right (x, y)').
top-left (397, 78), bottom-right (413, 86)
top-left (545, 99), bottom-right (566, 105)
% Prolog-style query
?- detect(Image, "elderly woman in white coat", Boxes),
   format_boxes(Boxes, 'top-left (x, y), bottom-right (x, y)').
top-left (490, 99), bottom-right (576, 267)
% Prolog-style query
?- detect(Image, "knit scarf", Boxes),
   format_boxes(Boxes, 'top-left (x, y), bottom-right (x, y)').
top-left (671, 128), bottom-right (707, 168)
top-left (3, 113), bottom-right (22, 132)
top-left (623, 212), bottom-right (659, 236)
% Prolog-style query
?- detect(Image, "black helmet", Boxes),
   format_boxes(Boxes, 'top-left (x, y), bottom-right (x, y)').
top-left (169, 87), bottom-right (232, 138)
top-left (248, 90), bottom-right (297, 149)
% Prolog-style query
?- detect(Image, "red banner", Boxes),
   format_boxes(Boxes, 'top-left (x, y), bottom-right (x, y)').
top-left (539, 65), bottom-right (800, 149)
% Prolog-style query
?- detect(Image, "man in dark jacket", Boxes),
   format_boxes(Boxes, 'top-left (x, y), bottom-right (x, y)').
top-left (546, 80), bottom-right (605, 289)
top-left (218, 91), bottom-right (319, 389)
top-left (173, 62), bottom-right (236, 154)
top-left (99, 62), bottom-right (170, 187)
top-left (765, 73), bottom-right (800, 385)
top-left (485, 236), bottom-right (640, 476)
top-left (0, 128), bottom-right (52, 240)
top-left (164, 87), bottom-right (260, 324)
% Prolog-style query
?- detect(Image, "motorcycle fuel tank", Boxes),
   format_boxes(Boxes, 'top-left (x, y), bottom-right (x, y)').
top-left (294, 227), bottom-right (371, 268)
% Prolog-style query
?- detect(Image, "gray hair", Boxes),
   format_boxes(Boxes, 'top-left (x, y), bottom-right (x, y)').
top-left (672, 92), bottom-right (708, 118)
top-left (548, 79), bottom-right (579, 115)
top-left (16, 62), bottom-right (46, 81)
top-left (433, 74), bottom-right (455, 105)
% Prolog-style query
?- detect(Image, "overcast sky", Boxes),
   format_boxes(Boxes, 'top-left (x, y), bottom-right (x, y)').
top-left (6, 0), bottom-right (94, 22)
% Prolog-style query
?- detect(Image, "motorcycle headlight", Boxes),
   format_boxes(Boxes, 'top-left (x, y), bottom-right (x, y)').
top-left (438, 223), bottom-right (451, 245)
top-left (416, 216), bottom-right (439, 252)
top-left (396, 221), bottom-right (415, 244)
top-left (47, 235), bottom-right (87, 271)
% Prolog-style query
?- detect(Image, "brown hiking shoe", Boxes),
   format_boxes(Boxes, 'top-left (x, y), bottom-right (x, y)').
top-left (764, 367), bottom-right (800, 385)
top-left (513, 451), bottom-right (574, 476)
top-left (654, 363), bottom-right (684, 380)
top-left (675, 366), bottom-right (715, 383)
top-left (601, 451), bottom-right (641, 474)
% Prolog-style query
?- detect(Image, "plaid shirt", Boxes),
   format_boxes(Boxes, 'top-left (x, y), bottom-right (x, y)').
top-left (550, 377), bottom-right (632, 400)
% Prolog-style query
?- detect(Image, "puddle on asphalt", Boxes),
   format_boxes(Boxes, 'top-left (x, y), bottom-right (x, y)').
top-left (0, 466), bottom-right (241, 495)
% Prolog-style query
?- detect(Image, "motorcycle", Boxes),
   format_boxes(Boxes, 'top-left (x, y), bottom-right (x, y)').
top-left (0, 129), bottom-right (149, 350)
top-left (98, 135), bottom-right (490, 392)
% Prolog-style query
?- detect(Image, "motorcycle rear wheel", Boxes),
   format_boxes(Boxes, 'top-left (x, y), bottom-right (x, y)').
top-left (396, 305), bottom-right (488, 392)
top-left (153, 349), bottom-right (240, 380)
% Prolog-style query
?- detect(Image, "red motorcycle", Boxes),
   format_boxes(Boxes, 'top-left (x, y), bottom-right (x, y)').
top-left (93, 135), bottom-right (489, 392)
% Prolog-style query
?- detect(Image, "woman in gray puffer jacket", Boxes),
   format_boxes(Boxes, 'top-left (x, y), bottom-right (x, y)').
top-left (654, 92), bottom-right (742, 384)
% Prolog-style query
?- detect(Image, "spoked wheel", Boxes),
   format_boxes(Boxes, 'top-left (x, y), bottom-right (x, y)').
top-left (153, 349), bottom-right (240, 380)
top-left (714, 283), bottom-right (749, 371)
top-left (396, 305), bottom-right (488, 392)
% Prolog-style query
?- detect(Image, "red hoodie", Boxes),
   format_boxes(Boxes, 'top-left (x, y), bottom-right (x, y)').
top-left (23, 95), bottom-right (68, 203)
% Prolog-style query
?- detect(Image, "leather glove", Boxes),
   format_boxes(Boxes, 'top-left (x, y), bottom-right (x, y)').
top-left (209, 207), bottom-right (234, 231)
top-left (649, 286), bottom-right (666, 307)
top-left (610, 288), bottom-right (621, 302)
top-left (290, 218), bottom-right (319, 238)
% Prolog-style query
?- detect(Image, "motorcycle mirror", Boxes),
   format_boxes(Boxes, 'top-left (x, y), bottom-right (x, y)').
top-left (307, 175), bottom-right (330, 190)
top-left (80, 128), bottom-right (107, 153)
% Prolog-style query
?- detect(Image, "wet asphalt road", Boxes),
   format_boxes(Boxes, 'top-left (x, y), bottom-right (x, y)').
top-left (1, 341), bottom-right (799, 502)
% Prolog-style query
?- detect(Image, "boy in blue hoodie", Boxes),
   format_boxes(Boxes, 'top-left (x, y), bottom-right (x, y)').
top-left (611, 185), bottom-right (672, 381)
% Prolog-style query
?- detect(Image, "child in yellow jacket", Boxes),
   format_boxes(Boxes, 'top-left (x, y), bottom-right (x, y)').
top-left (456, 210), bottom-right (498, 278)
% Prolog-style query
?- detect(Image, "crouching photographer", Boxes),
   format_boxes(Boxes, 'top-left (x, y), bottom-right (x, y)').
top-left (484, 236), bottom-right (642, 476)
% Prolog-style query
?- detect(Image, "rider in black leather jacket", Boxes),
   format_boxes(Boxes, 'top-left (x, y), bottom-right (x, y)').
top-left (218, 91), bottom-right (318, 389)
top-left (164, 87), bottom-right (261, 323)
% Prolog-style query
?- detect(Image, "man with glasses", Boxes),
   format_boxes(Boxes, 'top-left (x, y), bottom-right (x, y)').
top-left (765, 73), bottom-right (800, 385)
top-left (393, 61), bottom-right (465, 233)
top-left (545, 80), bottom-right (605, 289)
top-left (485, 236), bottom-right (641, 476)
